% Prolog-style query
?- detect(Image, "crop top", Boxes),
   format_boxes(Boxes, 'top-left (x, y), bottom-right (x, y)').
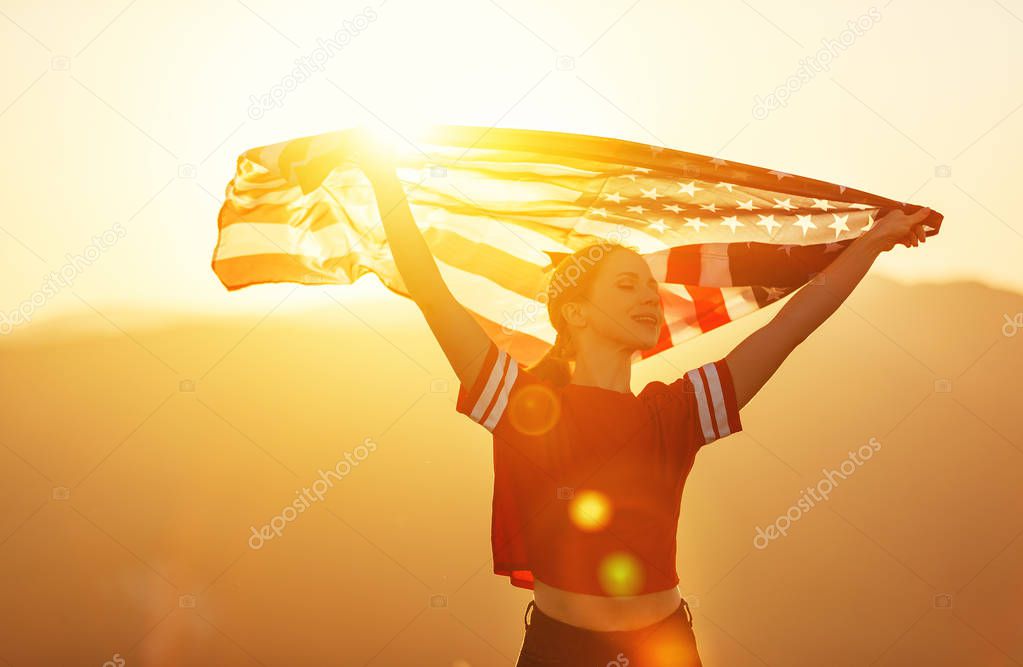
top-left (455, 339), bottom-right (743, 597)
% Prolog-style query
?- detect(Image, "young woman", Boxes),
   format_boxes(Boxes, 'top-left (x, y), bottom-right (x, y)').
top-left (353, 131), bottom-right (932, 666)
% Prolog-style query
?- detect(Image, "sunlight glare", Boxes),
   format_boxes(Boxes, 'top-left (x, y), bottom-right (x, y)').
top-left (569, 489), bottom-right (612, 532)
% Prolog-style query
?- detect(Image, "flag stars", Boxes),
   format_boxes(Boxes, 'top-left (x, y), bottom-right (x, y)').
top-left (698, 202), bottom-right (718, 213)
top-left (756, 214), bottom-right (781, 235)
top-left (773, 198), bottom-right (796, 211)
top-left (768, 170), bottom-right (794, 180)
top-left (591, 207), bottom-right (609, 218)
top-left (828, 213), bottom-right (850, 239)
top-left (860, 213), bottom-right (876, 233)
top-left (776, 244), bottom-right (797, 257)
top-left (640, 187), bottom-right (663, 200)
top-left (677, 181), bottom-right (703, 197)
top-left (646, 218), bottom-right (669, 233)
top-left (811, 199), bottom-right (835, 211)
top-left (662, 203), bottom-right (683, 214)
top-left (764, 286), bottom-right (787, 302)
top-left (716, 182), bottom-right (735, 192)
top-left (603, 192), bottom-right (624, 203)
top-left (736, 199), bottom-right (758, 211)
top-left (793, 214), bottom-right (817, 237)
top-left (626, 204), bottom-right (649, 215)
top-left (720, 216), bottom-right (744, 233)
top-left (683, 217), bottom-right (708, 232)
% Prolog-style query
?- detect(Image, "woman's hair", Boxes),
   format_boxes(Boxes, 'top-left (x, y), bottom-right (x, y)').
top-left (525, 239), bottom-right (642, 387)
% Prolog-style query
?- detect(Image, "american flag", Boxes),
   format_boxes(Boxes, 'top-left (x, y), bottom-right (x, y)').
top-left (213, 125), bottom-right (943, 366)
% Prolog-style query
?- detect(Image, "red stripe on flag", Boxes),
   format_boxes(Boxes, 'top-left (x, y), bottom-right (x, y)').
top-left (212, 254), bottom-right (348, 290)
top-left (470, 310), bottom-right (552, 368)
top-left (639, 289), bottom-right (680, 360)
top-left (686, 285), bottom-right (731, 332)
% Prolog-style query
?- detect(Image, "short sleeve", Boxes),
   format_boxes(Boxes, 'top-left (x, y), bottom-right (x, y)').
top-left (663, 357), bottom-right (743, 448)
top-left (455, 339), bottom-right (546, 436)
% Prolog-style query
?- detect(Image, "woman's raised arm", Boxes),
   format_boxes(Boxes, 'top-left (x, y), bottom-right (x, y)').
top-left (724, 205), bottom-right (933, 410)
top-left (356, 131), bottom-right (495, 390)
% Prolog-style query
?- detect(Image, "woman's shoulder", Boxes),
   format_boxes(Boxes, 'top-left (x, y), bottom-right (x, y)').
top-left (454, 340), bottom-right (563, 435)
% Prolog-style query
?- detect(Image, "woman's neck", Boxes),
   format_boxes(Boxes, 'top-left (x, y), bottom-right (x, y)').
top-left (568, 345), bottom-right (633, 393)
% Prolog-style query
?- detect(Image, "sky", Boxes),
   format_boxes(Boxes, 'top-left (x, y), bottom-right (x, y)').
top-left (1, 0), bottom-right (1022, 334)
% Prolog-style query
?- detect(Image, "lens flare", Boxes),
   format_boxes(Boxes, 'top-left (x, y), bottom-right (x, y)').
top-left (598, 551), bottom-right (644, 597)
top-left (569, 489), bottom-right (612, 531)
top-left (506, 383), bottom-right (561, 436)
top-left (636, 636), bottom-right (702, 665)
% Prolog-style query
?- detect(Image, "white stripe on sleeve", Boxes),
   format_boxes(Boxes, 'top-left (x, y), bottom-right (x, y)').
top-left (483, 361), bottom-right (518, 431)
top-left (701, 362), bottom-right (733, 439)
top-left (685, 367), bottom-right (716, 445)
top-left (471, 349), bottom-right (510, 424)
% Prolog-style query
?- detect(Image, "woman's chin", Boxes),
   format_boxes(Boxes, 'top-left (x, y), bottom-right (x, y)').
top-left (628, 333), bottom-right (661, 352)
top-left (612, 327), bottom-right (661, 353)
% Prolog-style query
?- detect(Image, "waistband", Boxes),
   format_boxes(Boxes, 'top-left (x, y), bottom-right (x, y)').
top-left (524, 596), bottom-right (693, 635)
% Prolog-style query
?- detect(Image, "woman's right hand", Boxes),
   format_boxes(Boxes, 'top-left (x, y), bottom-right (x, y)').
top-left (863, 206), bottom-right (933, 252)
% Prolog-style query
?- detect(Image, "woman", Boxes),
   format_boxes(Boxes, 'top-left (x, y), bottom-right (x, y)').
top-left (353, 131), bottom-right (932, 666)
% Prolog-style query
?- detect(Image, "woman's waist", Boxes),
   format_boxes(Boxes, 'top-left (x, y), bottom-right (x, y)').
top-left (532, 577), bottom-right (682, 632)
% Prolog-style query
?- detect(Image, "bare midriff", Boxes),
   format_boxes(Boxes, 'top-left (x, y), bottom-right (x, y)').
top-left (532, 577), bottom-right (682, 632)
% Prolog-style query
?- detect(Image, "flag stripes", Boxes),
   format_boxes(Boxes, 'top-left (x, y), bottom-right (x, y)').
top-left (213, 124), bottom-right (943, 367)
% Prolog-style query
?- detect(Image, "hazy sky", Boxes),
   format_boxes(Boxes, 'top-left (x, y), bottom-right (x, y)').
top-left (2, 5), bottom-right (1021, 663)
top-left (2, 0), bottom-right (1021, 333)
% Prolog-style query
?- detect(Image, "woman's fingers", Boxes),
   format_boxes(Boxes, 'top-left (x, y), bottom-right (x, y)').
top-left (886, 225), bottom-right (930, 250)
top-left (895, 208), bottom-right (931, 240)
top-left (907, 206), bottom-right (931, 226)
top-left (869, 206), bottom-right (934, 251)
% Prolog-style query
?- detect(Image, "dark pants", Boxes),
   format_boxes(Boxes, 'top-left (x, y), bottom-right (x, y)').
top-left (515, 597), bottom-right (703, 666)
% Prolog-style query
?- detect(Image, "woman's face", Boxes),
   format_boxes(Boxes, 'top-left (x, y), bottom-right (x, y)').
top-left (570, 248), bottom-right (664, 352)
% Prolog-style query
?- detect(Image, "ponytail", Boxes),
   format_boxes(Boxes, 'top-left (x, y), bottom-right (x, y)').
top-left (525, 328), bottom-right (574, 387)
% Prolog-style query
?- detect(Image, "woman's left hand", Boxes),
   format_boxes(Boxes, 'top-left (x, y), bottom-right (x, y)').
top-left (864, 206), bottom-right (933, 252)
